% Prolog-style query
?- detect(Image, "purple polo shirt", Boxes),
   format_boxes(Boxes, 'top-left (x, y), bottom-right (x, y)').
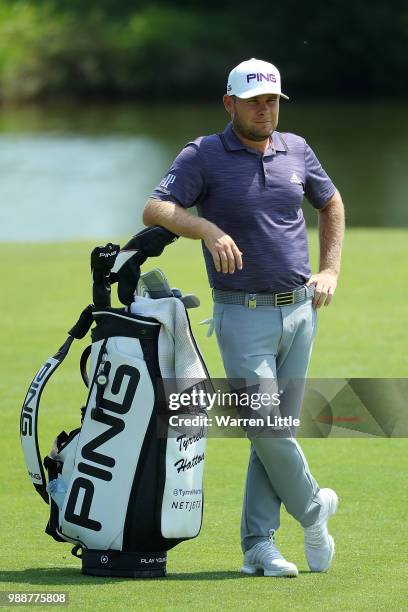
top-left (151, 122), bottom-right (336, 292)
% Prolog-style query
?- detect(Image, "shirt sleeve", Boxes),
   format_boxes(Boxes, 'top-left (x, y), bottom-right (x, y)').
top-left (304, 142), bottom-right (337, 209)
top-left (150, 143), bottom-right (205, 209)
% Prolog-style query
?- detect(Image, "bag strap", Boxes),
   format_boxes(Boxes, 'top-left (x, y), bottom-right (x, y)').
top-left (80, 345), bottom-right (92, 388)
top-left (20, 305), bottom-right (94, 504)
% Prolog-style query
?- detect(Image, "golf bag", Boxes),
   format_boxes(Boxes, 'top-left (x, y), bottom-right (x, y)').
top-left (20, 227), bottom-right (209, 578)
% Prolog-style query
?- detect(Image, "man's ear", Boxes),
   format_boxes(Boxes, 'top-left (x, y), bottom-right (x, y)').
top-left (223, 94), bottom-right (234, 114)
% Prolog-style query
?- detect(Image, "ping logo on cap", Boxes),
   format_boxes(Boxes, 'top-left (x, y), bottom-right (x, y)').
top-left (246, 73), bottom-right (277, 84)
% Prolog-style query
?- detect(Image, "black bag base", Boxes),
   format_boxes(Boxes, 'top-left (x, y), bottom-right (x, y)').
top-left (81, 549), bottom-right (167, 578)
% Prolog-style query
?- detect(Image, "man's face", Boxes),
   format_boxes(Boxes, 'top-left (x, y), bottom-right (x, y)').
top-left (223, 93), bottom-right (280, 142)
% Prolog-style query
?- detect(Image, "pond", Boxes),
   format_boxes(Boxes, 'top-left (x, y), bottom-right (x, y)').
top-left (0, 100), bottom-right (407, 241)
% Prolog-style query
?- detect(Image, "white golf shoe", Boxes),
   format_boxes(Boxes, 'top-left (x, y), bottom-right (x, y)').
top-left (304, 488), bottom-right (339, 572)
top-left (241, 530), bottom-right (298, 577)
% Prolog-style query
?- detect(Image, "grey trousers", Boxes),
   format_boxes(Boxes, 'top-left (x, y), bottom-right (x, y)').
top-left (213, 297), bottom-right (322, 552)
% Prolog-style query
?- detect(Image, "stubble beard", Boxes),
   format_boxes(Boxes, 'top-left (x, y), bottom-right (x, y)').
top-left (233, 115), bottom-right (275, 142)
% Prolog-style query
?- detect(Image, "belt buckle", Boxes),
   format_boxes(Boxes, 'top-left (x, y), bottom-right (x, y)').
top-left (274, 290), bottom-right (296, 306)
top-left (246, 293), bottom-right (257, 309)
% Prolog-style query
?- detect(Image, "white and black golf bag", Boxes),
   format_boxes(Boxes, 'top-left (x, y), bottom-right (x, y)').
top-left (20, 227), bottom-right (209, 578)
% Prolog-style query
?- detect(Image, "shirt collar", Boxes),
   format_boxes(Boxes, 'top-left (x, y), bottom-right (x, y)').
top-left (221, 122), bottom-right (288, 154)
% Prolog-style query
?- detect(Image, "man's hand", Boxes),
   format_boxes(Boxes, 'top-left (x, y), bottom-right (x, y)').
top-left (306, 270), bottom-right (338, 308)
top-left (202, 225), bottom-right (243, 274)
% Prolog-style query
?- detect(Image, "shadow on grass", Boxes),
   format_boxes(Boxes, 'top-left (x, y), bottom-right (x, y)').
top-left (0, 567), bottom-right (245, 585)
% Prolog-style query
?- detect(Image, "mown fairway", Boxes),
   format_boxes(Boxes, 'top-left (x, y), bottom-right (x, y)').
top-left (1, 229), bottom-right (407, 610)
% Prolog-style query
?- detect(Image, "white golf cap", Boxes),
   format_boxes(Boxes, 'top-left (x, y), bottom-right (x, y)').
top-left (227, 58), bottom-right (289, 100)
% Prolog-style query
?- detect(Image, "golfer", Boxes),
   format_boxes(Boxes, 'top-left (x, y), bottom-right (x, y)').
top-left (143, 58), bottom-right (345, 577)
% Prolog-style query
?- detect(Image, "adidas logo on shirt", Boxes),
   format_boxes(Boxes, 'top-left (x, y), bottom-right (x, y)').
top-left (290, 173), bottom-right (302, 185)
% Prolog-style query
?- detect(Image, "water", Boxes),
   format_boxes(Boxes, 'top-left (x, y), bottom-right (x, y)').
top-left (0, 101), bottom-right (407, 241)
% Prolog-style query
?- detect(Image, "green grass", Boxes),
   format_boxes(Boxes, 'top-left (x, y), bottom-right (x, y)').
top-left (1, 229), bottom-right (408, 611)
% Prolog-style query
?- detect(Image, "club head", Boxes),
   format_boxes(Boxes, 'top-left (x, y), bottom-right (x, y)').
top-left (138, 268), bottom-right (173, 298)
top-left (180, 294), bottom-right (200, 309)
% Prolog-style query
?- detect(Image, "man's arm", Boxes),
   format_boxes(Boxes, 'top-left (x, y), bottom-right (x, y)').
top-left (143, 197), bottom-right (243, 274)
top-left (306, 189), bottom-right (345, 308)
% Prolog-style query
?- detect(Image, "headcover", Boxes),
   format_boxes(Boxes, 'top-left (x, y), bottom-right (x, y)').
top-left (90, 226), bottom-right (178, 308)
top-left (111, 227), bottom-right (178, 305)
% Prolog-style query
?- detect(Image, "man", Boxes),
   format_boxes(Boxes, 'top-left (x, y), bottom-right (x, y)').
top-left (143, 58), bottom-right (345, 577)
